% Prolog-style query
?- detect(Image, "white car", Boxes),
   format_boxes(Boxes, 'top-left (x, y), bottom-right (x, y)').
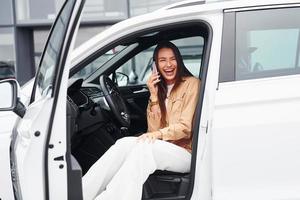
top-left (1, 0), bottom-right (300, 200)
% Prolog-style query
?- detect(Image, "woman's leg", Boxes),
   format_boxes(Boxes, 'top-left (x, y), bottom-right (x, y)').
top-left (82, 137), bottom-right (138, 200)
top-left (95, 140), bottom-right (191, 200)
top-left (152, 140), bottom-right (191, 173)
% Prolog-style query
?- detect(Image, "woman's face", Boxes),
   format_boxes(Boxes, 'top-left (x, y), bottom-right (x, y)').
top-left (157, 47), bottom-right (178, 85)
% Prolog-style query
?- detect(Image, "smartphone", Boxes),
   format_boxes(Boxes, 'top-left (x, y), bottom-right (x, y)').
top-left (152, 62), bottom-right (158, 74)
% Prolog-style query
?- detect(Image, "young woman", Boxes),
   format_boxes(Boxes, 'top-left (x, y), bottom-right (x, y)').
top-left (83, 41), bottom-right (200, 200)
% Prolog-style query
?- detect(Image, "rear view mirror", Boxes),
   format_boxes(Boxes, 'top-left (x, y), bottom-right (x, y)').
top-left (0, 79), bottom-right (17, 111)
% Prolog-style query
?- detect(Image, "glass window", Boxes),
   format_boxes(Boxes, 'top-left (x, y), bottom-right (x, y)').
top-left (0, 0), bottom-right (13, 25)
top-left (72, 45), bottom-right (128, 79)
top-left (130, 0), bottom-right (182, 16)
top-left (16, 0), bottom-right (127, 23)
top-left (0, 28), bottom-right (15, 75)
top-left (16, 0), bottom-right (64, 23)
top-left (82, 0), bottom-right (128, 20)
top-left (33, 29), bottom-right (51, 69)
top-left (34, 0), bottom-right (74, 100)
top-left (116, 48), bottom-right (153, 85)
top-left (117, 36), bottom-right (204, 86)
top-left (33, 26), bottom-right (109, 69)
top-left (236, 8), bottom-right (300, 80)
top-left (73, 36), bottom-right (203, 86)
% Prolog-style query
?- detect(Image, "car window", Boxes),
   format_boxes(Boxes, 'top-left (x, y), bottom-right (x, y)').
top-left (235, 7), bottom-right (300, 80)
top-left (116, 47), bottom-right (153, 85)
top-left (34, 0), bottom-right (74, 100)
top-left (73, 45), bottom-right (127, 79)
top-left (116, 36), bottom-right (204, 86)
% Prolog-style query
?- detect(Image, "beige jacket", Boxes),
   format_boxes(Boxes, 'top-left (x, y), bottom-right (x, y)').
top-left (147, 76), bottom-right (200, 153)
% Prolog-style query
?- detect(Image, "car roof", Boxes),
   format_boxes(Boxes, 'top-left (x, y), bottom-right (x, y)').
top-left (158, 0), bottom-right (300, 11)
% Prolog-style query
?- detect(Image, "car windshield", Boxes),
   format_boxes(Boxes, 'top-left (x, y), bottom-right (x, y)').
top-left (72, 45), bottom-right (127, 79)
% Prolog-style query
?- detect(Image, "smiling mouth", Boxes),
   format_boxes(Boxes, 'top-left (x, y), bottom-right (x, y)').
top-left (163, 69), bottom-right (175, 76)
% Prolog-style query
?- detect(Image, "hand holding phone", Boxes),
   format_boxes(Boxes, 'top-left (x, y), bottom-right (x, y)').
top-left (147, 62), bottom-right (160, 97)
top-left (152, 62), bottom-right (158, 74)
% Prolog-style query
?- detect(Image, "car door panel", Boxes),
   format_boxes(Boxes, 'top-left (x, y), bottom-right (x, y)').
top-left (119, 85), bottom-right (149, 134)
top-left (10, 0), bottom-right (85, 199)
top-left (0, 112), bottom-right (15, 200)
top-left (212, 75), bottom-right (300, 200)
top-left (14, 97), bottom-right (53, 200)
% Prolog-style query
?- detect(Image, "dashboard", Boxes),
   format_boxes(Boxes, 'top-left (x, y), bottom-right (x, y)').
top-left (67, 78), bottom-right (111, 134)
top-left (80, 87), bottom-right (104, 102)
top-left (68, 78), bottom-right (106, 107)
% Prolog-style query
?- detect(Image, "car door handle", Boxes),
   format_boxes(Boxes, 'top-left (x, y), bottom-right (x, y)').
top-left (133, 87), bottom-right (149, 94)
top-left (200, 121), bottom-right (209, 134)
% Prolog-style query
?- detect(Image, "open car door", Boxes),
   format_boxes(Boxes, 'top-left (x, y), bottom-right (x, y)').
top-left (10, 0), bottom-right (85, 199)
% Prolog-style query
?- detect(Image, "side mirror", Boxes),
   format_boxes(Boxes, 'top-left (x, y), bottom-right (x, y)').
top-left (115, 72), bottom-right (129, 86)
top-left (0, 79), bottom-right (26, 118)
top-left (0, 79), bottom-right (17, 111)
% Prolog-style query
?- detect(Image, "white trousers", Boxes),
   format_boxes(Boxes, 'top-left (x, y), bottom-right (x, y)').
top-left (82, 137), bottom-right (191, 200)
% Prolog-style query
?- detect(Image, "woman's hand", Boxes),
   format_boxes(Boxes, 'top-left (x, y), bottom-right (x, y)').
top-left (137, 131), bottom-right (161, 143)
top-left (147, 72), bottom-right (160, 101)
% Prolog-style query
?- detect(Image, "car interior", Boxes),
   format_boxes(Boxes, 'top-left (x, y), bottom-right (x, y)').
top-left (66, 23), bottom-right (209, 200)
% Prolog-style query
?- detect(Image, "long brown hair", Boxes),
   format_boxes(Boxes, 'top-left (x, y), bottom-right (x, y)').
top-left (153, 41), bottom-right (193, 127)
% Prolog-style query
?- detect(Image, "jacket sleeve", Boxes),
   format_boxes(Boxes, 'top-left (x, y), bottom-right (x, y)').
top-left (160, 78), bottom-right (200, 141)
top-left (147, 103), bottom-right (161, 132)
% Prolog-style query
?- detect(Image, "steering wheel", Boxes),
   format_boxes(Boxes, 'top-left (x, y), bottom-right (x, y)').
top-left (99, 75), bottom-right (130, 127)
